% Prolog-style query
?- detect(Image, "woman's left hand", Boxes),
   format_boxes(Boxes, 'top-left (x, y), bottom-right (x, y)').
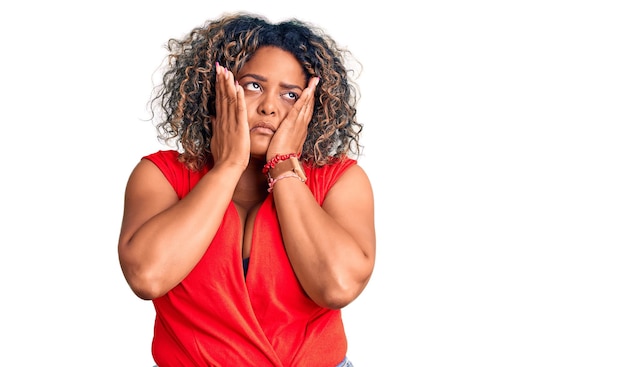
top-left (266, 77), bottom-right (319, 160)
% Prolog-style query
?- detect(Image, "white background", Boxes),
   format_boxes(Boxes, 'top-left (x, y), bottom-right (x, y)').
top-left (1, 1), bottom-right (625, 366)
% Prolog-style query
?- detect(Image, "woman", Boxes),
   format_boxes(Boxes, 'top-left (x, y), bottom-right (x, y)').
top-left (118, 12), bottom-right (375, 367)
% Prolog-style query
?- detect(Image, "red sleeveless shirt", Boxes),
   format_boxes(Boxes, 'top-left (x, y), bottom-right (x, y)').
top-left (143, 150), bottom-right (357, 367)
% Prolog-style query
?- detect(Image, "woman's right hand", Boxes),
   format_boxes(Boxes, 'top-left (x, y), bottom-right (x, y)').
top-left (210, 63), bottom-right (249, 169)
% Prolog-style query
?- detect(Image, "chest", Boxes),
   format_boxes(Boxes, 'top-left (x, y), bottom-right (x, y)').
top-left (234, 202), bottom-right (263, 260)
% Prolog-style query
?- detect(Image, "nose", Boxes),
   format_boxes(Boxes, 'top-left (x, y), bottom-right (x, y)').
top-left (258, 94), bottom-right (276, 116)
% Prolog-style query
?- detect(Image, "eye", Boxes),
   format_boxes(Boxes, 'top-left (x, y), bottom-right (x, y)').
top-left (282, 91), bottom-right (299, 101)
top-left (243, 82), bottom-right (261, 91)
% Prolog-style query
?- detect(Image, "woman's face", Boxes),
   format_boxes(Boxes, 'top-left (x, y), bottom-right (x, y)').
top-left (236, 46), bottom-right (306, 158)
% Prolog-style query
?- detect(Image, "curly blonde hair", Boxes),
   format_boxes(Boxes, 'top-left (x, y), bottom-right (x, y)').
top-left (150, 12), bottom-right (363, 171)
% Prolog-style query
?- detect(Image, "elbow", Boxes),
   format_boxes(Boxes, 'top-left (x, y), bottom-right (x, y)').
top-left (314, 277), bottom-right (370, 310)
top-left (318, 292), bottom-right (356, 310)
top-left (316, 257), bottom-right (375, 309)
top-left (119, 244), bottom-right (173, 300)
top-left (122, 265), bottom-right (170, 300)
top-left (131, 282), bottom-right (165, 301)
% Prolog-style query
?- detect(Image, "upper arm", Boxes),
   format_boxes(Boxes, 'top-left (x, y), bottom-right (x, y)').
top-left (322, 164), bottom-right (376, 261)
top-left (118, 158), bottom-right (179, 251)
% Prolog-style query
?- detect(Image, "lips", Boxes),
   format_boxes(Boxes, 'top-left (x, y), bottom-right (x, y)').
top-left (250, 122), bottom-right (275, 134)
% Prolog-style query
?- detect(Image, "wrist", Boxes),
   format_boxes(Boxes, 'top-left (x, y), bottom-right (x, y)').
top-left (263, 152), bottom-right (299, 174)
top-left (267, 171), bottom-right (305, 193)
top-left (267, 156), bottom-right (307, 182)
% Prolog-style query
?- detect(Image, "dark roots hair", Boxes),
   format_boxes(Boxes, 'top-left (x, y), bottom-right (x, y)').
top-left (150, 12), bottom-right (363, 171)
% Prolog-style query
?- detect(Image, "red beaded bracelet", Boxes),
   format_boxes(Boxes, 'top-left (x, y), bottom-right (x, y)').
top-left (262, 152), bottom-right (300, 174)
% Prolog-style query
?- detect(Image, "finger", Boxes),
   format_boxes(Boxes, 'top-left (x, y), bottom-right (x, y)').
top-left (215, 65), bottom-right (236, 115)
top-left (235, 81), bottom-right (247, 129)
top-left (297, 77), bottom-right (320, 126)
top-left (215, 63), bottom-right (226, 117)
top-left (308, 76), bottom-right (320, 90)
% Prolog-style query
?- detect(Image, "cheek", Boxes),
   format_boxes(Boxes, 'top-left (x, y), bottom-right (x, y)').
top-left (276, 97), bottom-right (297, 115)
top-left (244, 96), bottom-right (257, 115)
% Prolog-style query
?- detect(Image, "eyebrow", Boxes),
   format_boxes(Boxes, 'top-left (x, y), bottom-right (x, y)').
top-left (238, 73), bottom-right (303, 91)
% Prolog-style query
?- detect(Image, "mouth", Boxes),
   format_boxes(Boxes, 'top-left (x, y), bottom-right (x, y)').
top-left (250, 122), bottom-right (275, 135)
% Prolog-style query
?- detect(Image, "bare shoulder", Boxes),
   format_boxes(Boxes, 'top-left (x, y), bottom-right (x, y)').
top-left (126, 158), bottom-right (173, 195)
top-left (323, 163), bottom-right (374, 210)
top-left (329, 163), bottom-right (372, 192)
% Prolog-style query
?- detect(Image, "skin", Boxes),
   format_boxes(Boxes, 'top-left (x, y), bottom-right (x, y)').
top-left (118, 46), bottom-right (376, 309)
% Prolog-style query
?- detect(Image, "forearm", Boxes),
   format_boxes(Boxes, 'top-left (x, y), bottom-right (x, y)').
top-left (272, 178), bottom-right (372, 309)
